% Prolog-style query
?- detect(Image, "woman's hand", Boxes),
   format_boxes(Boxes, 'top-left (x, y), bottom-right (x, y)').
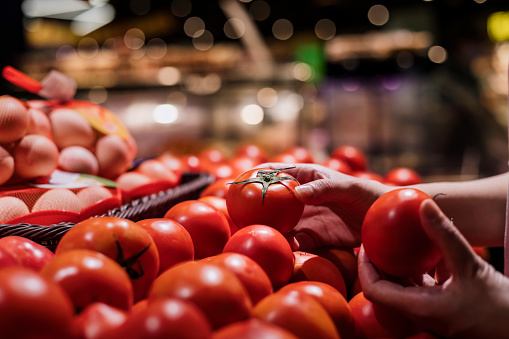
top-left (263, 163), bottom-right (391, 250)
top-left (359, 199), bottom-right (509, 338)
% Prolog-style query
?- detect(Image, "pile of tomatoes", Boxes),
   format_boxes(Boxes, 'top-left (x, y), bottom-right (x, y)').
top-left (0, 144), bottom-right (448, 339)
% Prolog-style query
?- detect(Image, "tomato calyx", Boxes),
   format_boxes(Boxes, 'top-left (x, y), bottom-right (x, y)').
top-left (113, 234), bottom-right (151, 280)
top-left (229, 167), bottom-right (298, 204)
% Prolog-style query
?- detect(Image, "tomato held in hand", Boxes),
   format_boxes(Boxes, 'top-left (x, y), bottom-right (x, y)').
top-left (226, 167), bottom-right (304, 234)
top-left (361, 188), bottom-right (441, 278)
top-left (0, 267), bottom-right (74, 339)
top-left (222, 224), bottom-right (294, 290)
top-left (55, 216), bottom-right (160, 302)
top-left (164, 200), bottom-right (231, 259)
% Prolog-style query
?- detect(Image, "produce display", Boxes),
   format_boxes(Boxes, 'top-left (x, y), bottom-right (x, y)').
top-left (0, 81), bottom-right (489, 338)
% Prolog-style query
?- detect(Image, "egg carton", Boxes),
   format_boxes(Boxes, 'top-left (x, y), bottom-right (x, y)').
top-left (0, 172), bottom-right (215, 251)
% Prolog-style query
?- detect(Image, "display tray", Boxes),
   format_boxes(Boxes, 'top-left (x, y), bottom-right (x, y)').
top-left (0, 172), bottom-right (215, 251)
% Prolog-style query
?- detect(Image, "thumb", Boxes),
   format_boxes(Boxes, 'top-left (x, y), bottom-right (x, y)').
top-left (294, 179), bottom-right (338, 205)
top-left (420, 199), bottom-right (478, 279)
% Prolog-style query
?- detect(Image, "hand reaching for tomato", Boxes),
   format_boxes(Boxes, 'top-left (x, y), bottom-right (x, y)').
top-left (264, 163), bottom-right (391, 250)
top-left (358, 199), bottom-right (509, 338)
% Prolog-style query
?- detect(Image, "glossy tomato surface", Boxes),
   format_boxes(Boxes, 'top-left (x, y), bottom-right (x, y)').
top-left (291, 251), bottom-right (347, 299)
top-left (72, 302), bottom-right (128, 339)
top-left (321, 157), bottom-right (352, 174)
top-left (279, 281), bottom-right (355, 339)
top-left (207, 252), bottom-right (273, 305)
top-left (55, 216), bottom-right (159, 301)
top-left (41, 249), bottom-right (134, 312)
top-left (361, 188), bottom-right (441, 278)
top-left (331, 145), bottom-right (367, 172)
top-left (198, 195), bottom-right (240, 236)
top-left (0, 235), bottom-right (54, 271)
top-left (222, 224), bottom-right (294, 290)
top-left (199, 177), bottom-right (234, 199)
top-left (212, 319), bottom-right (298, 339)
top-left (148, 260), bottom-right (252, 329)
top-left (226, 168), bottom-right (304, 234)
top-left (254, 289), bottom-right (340, 339)
top-left (349, 291), bottom-right (420, 339)
top-left (0, 267), bottom-right (74, 339)
top-left (164, 200), bottom-right (231, 259)
top-left (104, 298), bottom-right (212, 339)
top-left (136, 218), bottom-right (194, 275)
top-left (384, 167), bottom-right (422, 186)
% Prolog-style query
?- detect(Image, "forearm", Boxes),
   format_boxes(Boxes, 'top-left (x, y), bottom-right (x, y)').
top-left (411, 172), bottom-right (508, 247)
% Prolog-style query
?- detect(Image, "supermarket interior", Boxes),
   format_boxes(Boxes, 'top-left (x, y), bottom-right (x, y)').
top-left (2, 0), bottom-right (509, 180)
top-left (1, 2), bottom-right (509, 337)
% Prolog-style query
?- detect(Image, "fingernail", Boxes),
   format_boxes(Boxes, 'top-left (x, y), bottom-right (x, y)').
top-left (421, 199), bottom-right (439, 222)
top-left (295, 185), bottom-right (313, 199)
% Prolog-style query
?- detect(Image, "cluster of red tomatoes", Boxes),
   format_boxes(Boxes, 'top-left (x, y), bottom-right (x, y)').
top-left (0, 145), bottom-right (452, 339)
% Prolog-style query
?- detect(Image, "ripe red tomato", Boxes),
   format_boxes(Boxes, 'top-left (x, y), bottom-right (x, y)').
top-left (349, 291), bottom-right (419, 339)
top-left (285, 146), bottom-right (315, 163)
top-left (362, 188), bottom-right (441, 278)
top-left (312, 247), bottom-right (358, 298)
top-left (200, 177), bottom-right (234, 199)
top-left (235, 144), bottom-right (268, 164)
top-left (198, 195), bottom-right (240, 236)
top-left (180, 154), bottom-right (201, 172)
top-left (207, 252), bottom-right (273, 305)
top-left (0, 235), bottom-right (54, 271)
top-left (0, 267), bottom-right (74, 338)
top-left (253, 289), bottom-right (340, 339)
top-left (156, 152), bottom-right (185, 172)
top-left (207, 163), bottom-right (234, 179)
top-left (331, 145), bottom-right (367, 172)
top-left (222, 224), bottom-right (294, 289)
top-left (136, 218), bottom-right (194, 275)
top-left (103, 298), bottom-right (212, 339)
top-left (55, 216), bottom-right (160, 302)
top-left (279, 281), bottom-right (355, 339)
top-left (321, 157), bottom-right (352, 174)
top-left (226, 167), bottom-right (304, 234)
top-left (199, 147), bottom-right (228, 165)
top-left (41, 249), bottom-right (134, 312)
top-left (291, 251), bottom-right (347, 299)
top-left (213, 318), bottom-right (298, 339)
top-left (269, 152), bottom-right (298, 164)
top-left (148, 260), bottom-right (252, 329)
top-left (384, 167), bottom-right (422, 186)
top-left (0, 246), bottom-right (19, 269)
top-left (164, 200), bottom-right (231, 259)
top-left (230, 155), bottom-right (260, 178)
top-left (72, 302), bottom-right (128, 339)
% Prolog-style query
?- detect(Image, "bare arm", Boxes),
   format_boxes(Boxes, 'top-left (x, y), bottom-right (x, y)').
top-left (412, 172), bottom-right (508, 247)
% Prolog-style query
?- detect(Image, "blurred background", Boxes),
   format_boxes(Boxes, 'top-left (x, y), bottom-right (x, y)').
top-left (1, 0), bottom-right (508, 180)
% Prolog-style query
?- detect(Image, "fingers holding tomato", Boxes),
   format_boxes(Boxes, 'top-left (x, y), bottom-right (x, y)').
top-left (226, 167), bottom-right (304, 234)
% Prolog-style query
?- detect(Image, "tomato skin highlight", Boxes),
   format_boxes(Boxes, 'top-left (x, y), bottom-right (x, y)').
top-left (164, 200), bottom-right (231, 260)
top-left (226, 168), bottom-right (304, 234)
top-left (0, 267), bottom-right (75, 339)
top-left (361, 188), bottom-right (441, 278)
top-left (223, 224), bottom-right (294, 290)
